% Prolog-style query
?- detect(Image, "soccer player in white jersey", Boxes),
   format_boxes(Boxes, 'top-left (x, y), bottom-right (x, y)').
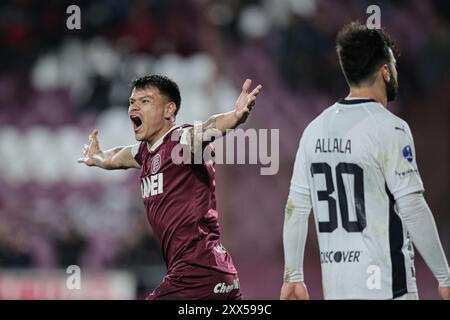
top-left (281, 22), bottom-right (450, 300)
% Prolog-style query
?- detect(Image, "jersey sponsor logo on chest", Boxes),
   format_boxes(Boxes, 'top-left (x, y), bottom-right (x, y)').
top-left (141, 173), bottom-right (163, 198)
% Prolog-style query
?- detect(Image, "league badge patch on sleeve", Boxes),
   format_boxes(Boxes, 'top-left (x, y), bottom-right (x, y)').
top-left (402, 145), bottom-right (413, 162)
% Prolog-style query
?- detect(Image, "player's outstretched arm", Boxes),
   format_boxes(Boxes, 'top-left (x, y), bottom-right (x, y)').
top-left (187, 79), bottom-right (262, 148)
top-left (77, 129), bottom-right (140, 170)
top-left (222, 78), bottom-right (262, 131)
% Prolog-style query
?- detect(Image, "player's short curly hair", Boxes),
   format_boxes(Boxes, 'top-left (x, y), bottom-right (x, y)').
top-left (336, 22), bottom-right (399, 86)
top-left (130, 74), bottom-right (181, 116)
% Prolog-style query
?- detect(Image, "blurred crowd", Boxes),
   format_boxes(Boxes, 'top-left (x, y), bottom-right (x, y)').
top-left (0, 0), bottom-right (449, 298)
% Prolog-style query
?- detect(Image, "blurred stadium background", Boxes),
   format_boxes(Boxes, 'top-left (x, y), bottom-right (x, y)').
top-left (0, 0), bottom-right (448, 299)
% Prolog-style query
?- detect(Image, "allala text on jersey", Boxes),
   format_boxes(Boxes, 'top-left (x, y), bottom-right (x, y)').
top-left (315, 138), bottom-right (351, 154)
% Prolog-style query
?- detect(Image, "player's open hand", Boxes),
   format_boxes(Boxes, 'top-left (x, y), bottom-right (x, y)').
top-left (77, 128), bottom-right (102, 166)
top-left (280, 282), bottom-right (310, 300)
top-left (234, 79), bottom-right (262, 124)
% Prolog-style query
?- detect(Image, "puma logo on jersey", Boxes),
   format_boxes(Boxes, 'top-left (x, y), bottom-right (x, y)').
top-left (141, 173), bottom-right (163, 198)
top-left (395, 126), bottom-right (406, 133)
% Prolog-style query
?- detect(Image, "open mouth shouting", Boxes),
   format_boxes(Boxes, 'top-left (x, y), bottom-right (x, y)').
top-left (130, 114), bottom-right (143, 133)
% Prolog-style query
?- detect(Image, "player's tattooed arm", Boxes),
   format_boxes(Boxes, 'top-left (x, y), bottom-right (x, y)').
top-left (186, 79), bottom-right (262, 150)
top-left (203, 114), bottom-right (217, 131)
top-left (185, 115), bottom-right (218, 151)
top-left (78, 129), bottom-right (140, 170)
top-left (192, 114), bottom-right (218, 143)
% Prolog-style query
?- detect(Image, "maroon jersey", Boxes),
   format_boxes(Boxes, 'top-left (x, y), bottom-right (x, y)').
top-left (133, 125), bottom-right (237, 279)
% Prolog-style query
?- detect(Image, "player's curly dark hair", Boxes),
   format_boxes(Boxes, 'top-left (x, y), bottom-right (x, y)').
top-left (130, 74), bottom-right (181, 116)
top-left (336, 22), bottom-right (399, 86)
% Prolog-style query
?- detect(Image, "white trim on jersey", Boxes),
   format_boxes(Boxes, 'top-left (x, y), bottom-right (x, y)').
top-left (146, 125), bottom-right (179, 152)
top-left (130, 143), bottom-right (140, 158)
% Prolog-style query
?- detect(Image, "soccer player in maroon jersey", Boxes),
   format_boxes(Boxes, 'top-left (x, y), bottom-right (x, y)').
top-left (78, 75), bottom-right (262, 300)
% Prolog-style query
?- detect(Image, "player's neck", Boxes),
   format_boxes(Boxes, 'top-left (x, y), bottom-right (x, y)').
top-left (348, 86), bottom-right (387, 108)
top-left (147, 122), bottom-right (175, 149)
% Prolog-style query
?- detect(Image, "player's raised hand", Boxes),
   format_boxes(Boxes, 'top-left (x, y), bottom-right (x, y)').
top-left (280, 282), bottom-right (310, 300)
top-left (234, 79), bottom-right (262, 124)
top-left (77, 128), bottom-right (103, 166)
top-left (438, 286), bottom-right (450, 300)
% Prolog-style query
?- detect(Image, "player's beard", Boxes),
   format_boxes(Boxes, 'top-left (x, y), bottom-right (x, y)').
top-left (385, 66), bottom-right (398, 102)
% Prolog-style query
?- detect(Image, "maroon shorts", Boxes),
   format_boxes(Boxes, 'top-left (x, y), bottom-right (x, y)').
top-left (147, 270), bottom-right (242, 300)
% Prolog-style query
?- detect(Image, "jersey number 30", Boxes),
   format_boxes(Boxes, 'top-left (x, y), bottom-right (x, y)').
top-left (311, 163), bottom-right (366, 233)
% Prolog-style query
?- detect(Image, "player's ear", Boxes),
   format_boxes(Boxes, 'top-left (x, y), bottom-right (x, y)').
top-left (164, 102), bottom-right (177, 120)
top-left (381, 64), bottom-right (390, 82)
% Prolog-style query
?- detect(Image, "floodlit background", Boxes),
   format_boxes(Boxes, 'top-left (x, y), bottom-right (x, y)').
top-left (0, 0), bottom-right (449, 299)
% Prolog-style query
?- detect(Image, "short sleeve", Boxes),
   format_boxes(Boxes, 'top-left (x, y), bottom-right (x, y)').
top-left (131, 142), bottom-right (143, 165)
top-left (290, 135), bottom-right (311, 196)
top-left (380, 121), bottom-right (424, 200)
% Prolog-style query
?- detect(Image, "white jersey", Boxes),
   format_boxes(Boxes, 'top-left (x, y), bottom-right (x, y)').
top-left (291, 98), bottom-right (424, 299)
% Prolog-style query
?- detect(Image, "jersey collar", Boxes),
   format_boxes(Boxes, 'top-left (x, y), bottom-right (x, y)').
top-left (338, 98), bottom-right (377, 105)
top-left (147, 125), bottom-right (179, 152)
